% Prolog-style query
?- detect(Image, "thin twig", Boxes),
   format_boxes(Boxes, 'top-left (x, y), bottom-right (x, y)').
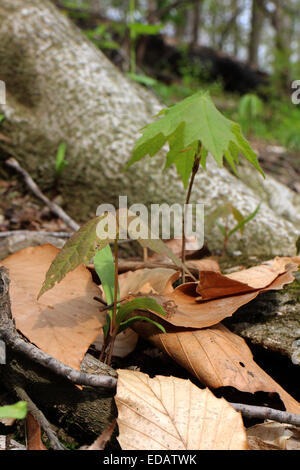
top-left (0, 324), bottom-right (117, 390)
top-left (0, 230), bottom-right (73, 239)
top-left (111, 239), bottom-right (119, 336)
top-left (117, 259), bottom-right (199, 278)
top-left (230, 403), bottom-right (300, 427)
top-left (181, 152), bottom-right (200, 283)
top-left (13, 385), bottom-right (65, 450)
top-left (6, 158), bottom-right (80, 232)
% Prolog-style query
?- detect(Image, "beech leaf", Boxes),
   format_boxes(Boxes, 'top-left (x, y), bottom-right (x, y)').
top-left (116, 370), bottom-right (248, 450)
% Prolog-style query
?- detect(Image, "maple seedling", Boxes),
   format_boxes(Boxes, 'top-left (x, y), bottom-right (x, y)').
top-left (38, 211), bottom-right (191, 365)
top-left (94, 243), bottom-right (166, 364)
top-left (126, 90), bottom-right (265, 280)
top-left (207, 202), bottom-right (261, 254)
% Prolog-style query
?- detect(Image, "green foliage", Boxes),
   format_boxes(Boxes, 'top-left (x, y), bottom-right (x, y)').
top-left (38, 216), bottom-right (109, 298)
top-left (84, 24), bottom-right (119, 50)
top-left (127, 73), bottom-right (158, 87)
top-left (55, 142), bottom-right (68, 178)
top-left (238, 94), bottom-right (264, 134)
top-left (207, 203), bottom-right (261, 251)
top-left (126, 90), bottom-right (264, 186)
top-left (0, 402), bottom-right (27, 420)
top-left (94, 245), bottom-right (118, 307)
top-left (0, 115), bottom-right (4, 124)
top-left (128, 23), bottom-right (162, 36)
top-left (94, 246), bottom-right (166, 339)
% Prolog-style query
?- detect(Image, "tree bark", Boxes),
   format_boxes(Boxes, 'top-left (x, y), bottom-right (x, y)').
top-left (0, 266), bottom-right (117, 444)
top-left (248, 0), bottom-right (264, 68)
top-left (0, 0), bottom-right (299, 257)
top-left (190, 0), bottom-right (202, 48)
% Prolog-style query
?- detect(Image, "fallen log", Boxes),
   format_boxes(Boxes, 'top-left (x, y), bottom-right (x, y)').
top-left (0, 267), bottom-right (117, 444)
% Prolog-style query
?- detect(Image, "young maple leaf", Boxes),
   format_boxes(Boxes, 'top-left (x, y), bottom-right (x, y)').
top-left (126, 91), bottom-right (264, 187)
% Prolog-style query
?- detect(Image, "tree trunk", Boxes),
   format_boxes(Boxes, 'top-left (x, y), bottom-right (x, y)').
top-left (0, 0), bottom-right (299, 257)
top-left (190, 0), bottom-right (202, 48)
top-left (248, 0), bottom-right (264, 68)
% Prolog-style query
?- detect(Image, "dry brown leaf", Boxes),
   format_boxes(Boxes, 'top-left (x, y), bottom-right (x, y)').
top-left (116, 369), bottom-right (248, 450)
top-left (118, 268), bottom-right (179, 298)
top-left (118, 259), bottom-right (297, 329)
top-left (26, 413), bottom-right (47, 451)
top-left (247, 421), bottom-right (300, 450)
top-left (87, 420), bottom-right (116, 450)
top-left (1, 245), bottom-right (104, 369)
top-left (196, 257), bottom-right (296, 300)
top-left (93, 328), bottom-right (139, 358)
top-left (131, 322), bottom-right (300, 414)
top-left (148, 237), bottom-right (202, 262)
top-left (187, 258), bottom-right (220, 273)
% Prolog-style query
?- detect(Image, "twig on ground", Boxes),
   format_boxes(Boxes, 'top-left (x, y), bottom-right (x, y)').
top-left (13, 385), bottom-right (65, 450)
top-left (0, 325), bottom-right (117, 390)
top-left (0, 231), bottom-right (73, 239)
top-left (6, 158), bottom-right (79, 231)
top-left (117, 259), bottom-right (199, 277)
top-left (230, 403), bottom-right (300, 427)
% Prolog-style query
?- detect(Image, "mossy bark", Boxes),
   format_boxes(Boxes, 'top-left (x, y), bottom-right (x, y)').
top-left (0, 0), bottom-right (299, 256)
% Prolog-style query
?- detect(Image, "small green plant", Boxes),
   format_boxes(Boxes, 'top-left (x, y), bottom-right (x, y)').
top-left (84, 24), bottom-right (119, 50)
top-left (126, 90), bottom-right (264, 279)
top-left (238, 93), bottom-right (263, 135)
top-left (207, 203), bottom-right (261, 253)
top-left (94, 244), bottom-right (166, 364)
top-left (55, 142), bottom-right (68, 179)
top-left (0, 401), bottom-right (27, 419)
top-left (0, 114), bottom-right (4, 124)
top-left (38, 212), bottom-right (191, 364)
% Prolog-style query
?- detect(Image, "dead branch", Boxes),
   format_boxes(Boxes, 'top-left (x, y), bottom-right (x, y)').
top-left (13, 385), bottom-right (65, 450)
top-left (5, 158), bottom-right (79, 232)
top-left (117, 259), bottom-right (199, 277)
top-left (0, 231), bottom-right (72, 239)
top-left (230, 403), bottom-right (300, 427)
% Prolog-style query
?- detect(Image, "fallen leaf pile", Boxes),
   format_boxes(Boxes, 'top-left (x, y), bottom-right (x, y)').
top-left (117, 257), bottom-right (300, 414)
top-left (1, 244), bottom-right (300, 450)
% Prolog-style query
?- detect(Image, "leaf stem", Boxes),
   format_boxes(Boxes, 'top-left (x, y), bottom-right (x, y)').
top-left (181, 146), bottom-right (201, 283)
top-left (110, 238), bottom-right (119, 336)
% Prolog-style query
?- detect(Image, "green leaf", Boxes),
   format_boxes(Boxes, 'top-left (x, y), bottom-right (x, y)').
top-left (0, 402), bottom-right (27, 419)
top-left (216, 222), bottom-right (226, 237)
top-left (126, 90), bottom-right (264, 178)
top-left (118, 316), bottom-right (166, 334)
top-left (55, 142), bottom-right (68, 176)
top-left (229, 204), bottom-right (245, 234)
top-left (127, 73), bottom-right (158, 87)
top-left (38, 216), bottom-right (109, 298)
top-left (94, 245), bottom-right (119, 307)
top-left (128, 23), bottom-right (162, 35)
top-left (116, 297), bottom-right (165, 325)
top-left (228, 203), bottom-right (261, 238)
top-left (0, 115), bottom-right (4, 124)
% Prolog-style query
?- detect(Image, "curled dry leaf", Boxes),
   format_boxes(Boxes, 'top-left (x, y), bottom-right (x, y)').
top-left (118, 258), bottom-right (297, 329)
top-left (1, 245), bottom-right (105, 369)
top-left (116, 369), bottom-right (248, 450)
top-left (93, 328), bottom-right (139, 358)
top-left (131, 322), bottom-right (300, 414)
top-left (87, 420), bottom-right (116, 450)
top-left (247, 421), bottom-right (300, 450)
top-left (26, 413), bottom-right (47, 451)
